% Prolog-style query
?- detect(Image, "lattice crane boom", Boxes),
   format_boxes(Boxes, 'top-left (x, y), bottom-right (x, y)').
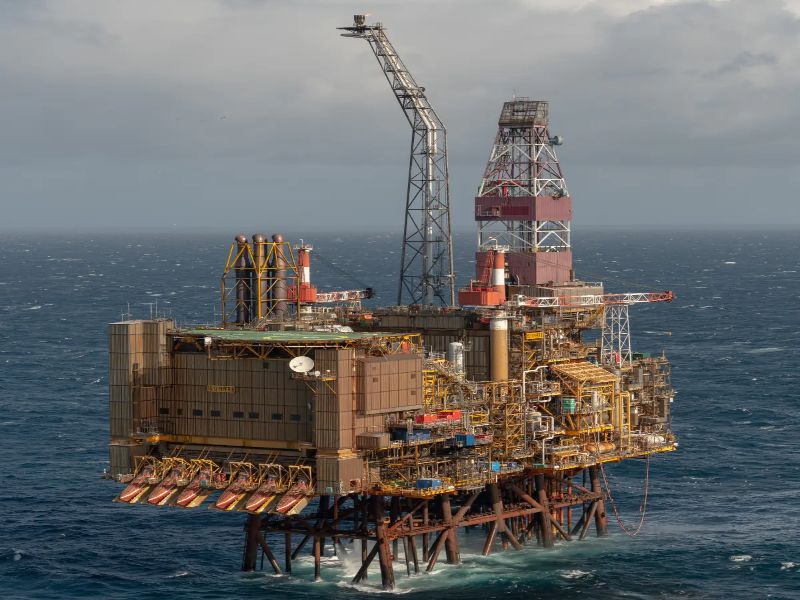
top-left (512, 290), bottom-right (674, 308)
top-left (339, 15), bottom-right (455, 306)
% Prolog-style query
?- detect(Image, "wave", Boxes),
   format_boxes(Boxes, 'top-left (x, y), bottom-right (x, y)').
top-left (729, 555), bottom-right (752, 562)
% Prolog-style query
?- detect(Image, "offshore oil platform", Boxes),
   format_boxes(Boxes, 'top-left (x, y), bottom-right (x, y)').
top-left (106, 16), bottom-right (676, 589)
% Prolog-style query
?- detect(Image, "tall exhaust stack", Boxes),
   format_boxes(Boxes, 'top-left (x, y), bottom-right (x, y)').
top-left (489, 314), bottom-right (509, 381)
top-left (271, 233), bottom-right (288, 319)
top-left (297, 243), bottom-right (317, 303)
top-left (234, 234), bottom-right (252, 325)
top-left (252, 234), bottom-right (267, 320)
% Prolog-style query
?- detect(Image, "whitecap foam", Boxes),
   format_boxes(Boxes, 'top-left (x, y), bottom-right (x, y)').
top-left (730, 554), bottom-right (752, 562)
top-left (559, 569), bottom-right (592, 579)
top-left (167, 570), bottom-right (189, 578)
top-left (780, 562), bottom-right (797, 570)
top-left (746, 347), bottom-right (784, 354)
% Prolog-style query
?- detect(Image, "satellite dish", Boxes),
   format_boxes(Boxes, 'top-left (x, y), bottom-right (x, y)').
top-left (289, 356), bottom-right (315, 374)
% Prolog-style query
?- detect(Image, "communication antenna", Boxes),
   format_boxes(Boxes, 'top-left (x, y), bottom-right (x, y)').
top-left (289, 356), bottom-right (315, 374)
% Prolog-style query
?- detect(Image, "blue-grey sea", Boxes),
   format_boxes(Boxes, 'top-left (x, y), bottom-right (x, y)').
top-left (0, 230), bottom-right (798, 599)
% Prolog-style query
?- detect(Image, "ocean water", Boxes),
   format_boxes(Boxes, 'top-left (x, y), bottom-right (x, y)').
top-left (0, 229), bottom-right (798, 600)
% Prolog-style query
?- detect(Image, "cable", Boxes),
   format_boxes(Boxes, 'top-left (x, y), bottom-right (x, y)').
top-left (312, 251), bottom-right (372, 291)
top-left (599, 454), bottom-right (650, 537)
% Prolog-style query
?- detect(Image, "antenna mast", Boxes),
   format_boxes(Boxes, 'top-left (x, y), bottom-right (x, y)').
top-left (339, 15), bottom-right (455, 306)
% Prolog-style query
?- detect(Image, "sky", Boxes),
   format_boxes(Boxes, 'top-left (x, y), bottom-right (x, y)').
top-left (1, 0), bottom-right (799, 232)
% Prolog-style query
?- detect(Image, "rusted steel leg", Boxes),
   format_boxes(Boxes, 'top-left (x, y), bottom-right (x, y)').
top-left (402, 536), bottom-right (412, 576)
top-left (313, 535), bottom-right (321, 581)
top-left (489, 483), bottom-right (523, 551)
top-left (570, 509), bottom-right (586, 537)
top-left (373, 495), bottom-right (395, 590)
top-left (332, 495), bottom-right (339, 556)
top-left (421, 501), bottom-right (430, 562)
top-left (291, 534), bottom-right (309, 560)
top-left (508, 482), bottom-right (571, 542)
top-left (589, 466), bottom-right (608, 537)
top-left (391, 496), bottom-right (401, 561)
top-left (567, 479), bottom-right (573, 532)
top-left (580, 501), bottom-right (599, 540)
top-left (534, 475), bottom-right (555, 548)
top-left (408, 534), bottom-right (420, 574)
top-left (427, 491), bottom-right (479, 570)
top-left (482, 521), bottom-right (498, 556)
top-left (284, 532), bottom-right (292, 574)
top-left (317, 495), bottom-right (330, 557)
top-left (361, 539), bottom-right (368, 580)
top-left (441, 494), bottom-right (459, 564)
top-left (361, 496), bottom-right (369, 580)
top-left (352, 543), bottom-right (379, 584)
top-left (426, 529), bottom-right (449, 571)
top-left (257, 533), bottom-right (282, 574)
top-left (242, 514), bottom-right (260, 571)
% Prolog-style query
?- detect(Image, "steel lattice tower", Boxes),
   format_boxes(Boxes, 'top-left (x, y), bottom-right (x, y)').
top-left (339, 15), bottom-right (455, 306)
top-left (475, 99), bottom-right (573, 286)
top-left (601, 304), bottom-right (632, 367)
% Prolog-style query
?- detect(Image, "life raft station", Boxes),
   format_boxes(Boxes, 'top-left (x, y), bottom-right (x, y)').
top-left (106, 15), bottom-right (677, 590)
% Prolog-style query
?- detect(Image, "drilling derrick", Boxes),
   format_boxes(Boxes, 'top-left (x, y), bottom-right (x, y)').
top-left (473, 99), bottom-right (573, 292)
top-left (339, 15), bottom-right (455, 306)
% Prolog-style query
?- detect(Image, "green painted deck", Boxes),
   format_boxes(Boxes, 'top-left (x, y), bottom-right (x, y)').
top-left (178, 328), bottom-right (404, 343)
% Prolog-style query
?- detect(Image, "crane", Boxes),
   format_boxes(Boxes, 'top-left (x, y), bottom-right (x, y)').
top-left (510, 291), bottom-right (674, 309)
top-left (339, 14), bottom-right (455, 306)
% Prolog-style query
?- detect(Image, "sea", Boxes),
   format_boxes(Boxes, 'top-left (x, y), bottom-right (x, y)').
top-left (0, 229), bottom-right (798, 600)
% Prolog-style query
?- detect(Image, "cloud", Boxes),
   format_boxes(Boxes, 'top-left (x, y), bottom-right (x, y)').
top-left (0, 0), bottom-right (798, 229)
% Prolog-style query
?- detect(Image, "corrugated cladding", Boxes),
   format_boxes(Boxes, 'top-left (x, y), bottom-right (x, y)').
top-left (168, 348), bottom-right (313, 444)
top-left (356, 354), bottom-right (423, 415)
top-left (108, 322), bottom-right (143, 439)
top-left (313, 348), bottom-right (356, 451)
top-left (368, 313), bottom-right (490, 381)
top-left (356, 432), bottom-right (391, 449)
top-left (316, 456), bottom-right (365, 494)
top-left (108, 442), bottom-right (145, 477)
top-left (424, 330), bottom-right (490, 381)
top-left (108, 320), bottom-right (174, 443)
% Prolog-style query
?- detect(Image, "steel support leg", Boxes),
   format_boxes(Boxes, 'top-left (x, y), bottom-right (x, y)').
top-left (589, 466), bottom-right (609, 537)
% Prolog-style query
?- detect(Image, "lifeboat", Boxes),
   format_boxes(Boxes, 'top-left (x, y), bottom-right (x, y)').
top-left (147, 467), bottom-right (182, 505)
top-left (274, 479), bottom-right (309, 515)
top-left (117, 466), bottom-right (155, 503)
top-left (215, 472), bottom-right (250, 511)
top-left (176, 468), bottom-right (213, 508)
top-left (244, 477), bottom-right (278, 513)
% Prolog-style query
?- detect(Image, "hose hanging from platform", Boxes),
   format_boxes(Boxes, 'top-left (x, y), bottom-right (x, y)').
top-left (598, 455), bottom-right (650, 537)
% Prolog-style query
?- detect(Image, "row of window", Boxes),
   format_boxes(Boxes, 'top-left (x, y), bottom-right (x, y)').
top-left (158, 407), bottom-right (303, 421)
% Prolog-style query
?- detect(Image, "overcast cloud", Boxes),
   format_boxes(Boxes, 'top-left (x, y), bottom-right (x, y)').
top-left (1, 0), bottom-right (799, 232)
